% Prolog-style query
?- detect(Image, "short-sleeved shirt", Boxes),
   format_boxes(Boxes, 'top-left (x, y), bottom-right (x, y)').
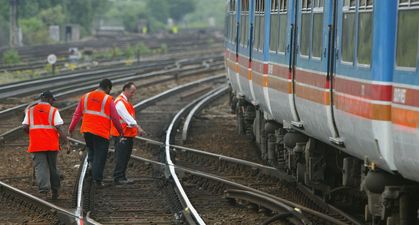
top-left (22, 102), bottom-right (64, 126)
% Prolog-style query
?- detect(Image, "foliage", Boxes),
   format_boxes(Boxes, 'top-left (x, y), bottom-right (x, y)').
top-left (136, 42), bottom-right (151, 55)
top-left (169, 0), bottom-right (196, 22)
top-left (2, 49), bottom-right (21, 64)
top-left (184, 0), bottom-right (225, 28)
top-left (38, 5), bottom-right (65, 26)
top-left (20, 17), bottom-right (50, 45)
top-left (146, 0), bottom-right (170, 24)
top-left (125, 45), bottom-right (135, 59)
top-left (0, 0), bottom-right (110, 46)
top-left (146, 0), bottom-right (196, 25)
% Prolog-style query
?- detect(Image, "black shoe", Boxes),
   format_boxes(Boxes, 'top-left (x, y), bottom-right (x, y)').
top-left (93, 181), bottom-right (105, 188)
top-left (52, 191), bottom-right (59, 200)
top-left (114, 179), bottom-right (134, 185)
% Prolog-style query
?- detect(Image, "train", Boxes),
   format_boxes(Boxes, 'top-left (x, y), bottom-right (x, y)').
top-left (224, 0), bottom-right (419, 224)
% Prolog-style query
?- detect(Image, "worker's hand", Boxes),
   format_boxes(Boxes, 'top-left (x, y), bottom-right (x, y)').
top-left (60, 135), bottom-right (68, 145)
top-left (137, 125), bottom-right (146, 136)
top-left (68, 129), bottom-right (73, 138)
top-left (66, 142), bottom-right (71, 154)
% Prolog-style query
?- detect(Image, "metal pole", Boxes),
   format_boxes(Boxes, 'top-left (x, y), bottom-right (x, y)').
top-left (9, 0), bottom-right (17, 47)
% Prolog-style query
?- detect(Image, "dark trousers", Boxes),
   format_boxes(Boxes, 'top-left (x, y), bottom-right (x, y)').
top-left (31, 151), bottom-right (60, 194)
top-left (84, 132), bottom-right (109, 182)
top-left (113, 137), bottom-right (133, 181)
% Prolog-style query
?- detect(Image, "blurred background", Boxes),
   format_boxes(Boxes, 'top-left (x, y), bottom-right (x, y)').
top-left (0, 0), bottom-right (225, 48)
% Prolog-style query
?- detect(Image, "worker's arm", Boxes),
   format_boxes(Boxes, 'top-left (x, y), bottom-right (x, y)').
top-left (68, 100), bottom-right (83, 135)
top-left (53, 110), bottom-right (67, 144)
top-left (110, 101), bottom-right (124, 136)
top-left (115, 101), bottom-right (137, 126)
top-left (115, 101), bottom-right (146, 136)
top-left (56, 125), bottom-right (67, 144)
top-left (22, 109), bottom-right (29, 134)
top-left (22, 124), bottom-right (29, 134)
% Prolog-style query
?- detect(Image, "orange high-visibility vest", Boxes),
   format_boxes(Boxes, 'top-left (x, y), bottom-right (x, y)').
top-left (27, 103), bottom-right (60, 152)
top-left (80, 90), bottom-right (113, 139)
top-left (111, 95), bottom-right (138, 137)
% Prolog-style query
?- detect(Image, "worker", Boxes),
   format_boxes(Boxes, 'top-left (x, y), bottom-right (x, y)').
top-left (110, 82), bottom-right (146, 185)
top-left (22, 91), bottom-right (67, 200)
top-left (68, 79), bottom-right (124, 187)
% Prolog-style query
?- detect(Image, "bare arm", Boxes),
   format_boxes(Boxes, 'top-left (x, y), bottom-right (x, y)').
top-left (68, 100), bottom-right (83, 135)
top-left (22, 124), bottom-right (29, 134)
top-left (56, 125), bottom-right (68, 144)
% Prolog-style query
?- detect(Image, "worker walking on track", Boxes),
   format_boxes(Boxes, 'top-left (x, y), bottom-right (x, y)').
top-left (68, 79), bottom-right (124, 187)
top-left (22, 91), bottom-right (67, 200)
top-left (111, 82), bottom-right (146, 185)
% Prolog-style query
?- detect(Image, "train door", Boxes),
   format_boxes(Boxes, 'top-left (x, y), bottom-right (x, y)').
top-left (289, 0), bottom-right (341, 144)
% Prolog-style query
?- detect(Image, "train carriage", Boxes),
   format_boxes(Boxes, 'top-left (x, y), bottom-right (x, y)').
top-left (224, 0), bottom-right (419, 224)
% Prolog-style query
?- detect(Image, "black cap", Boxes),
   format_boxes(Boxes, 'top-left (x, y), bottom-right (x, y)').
top-left (40, 90), bottom-right (56, 101)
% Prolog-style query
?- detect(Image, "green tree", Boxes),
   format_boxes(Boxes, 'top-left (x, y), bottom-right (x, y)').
top-left (39, 5), bottom-right (65, 26)
top-left (63, 0), bottom-right (109, 35)
top-left (146, 0), bottom-right (170, 24)
top-left (169, 0), bottom-right (196, 22)
top-left (19, 17), bottom-right (49, 45)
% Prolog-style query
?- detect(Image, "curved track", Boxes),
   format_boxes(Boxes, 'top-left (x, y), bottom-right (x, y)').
top-left (0, 57), bottom-right (224, 224)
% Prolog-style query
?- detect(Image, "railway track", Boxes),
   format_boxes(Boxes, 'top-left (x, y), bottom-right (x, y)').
top-left (0, 46), bottom-right (361, 224)
top-left (0, 58), bottom-right (224, 224)
top-left (0, 31), bottom-right (223, 69)
top-left (0, 54), bottom-right (224, 140)
top-left (83, 75), bottom-right (227, 224)
top-left (70, 78), bottom-right (310, 224)
top-left (166, 94), bottom-right (363, 225)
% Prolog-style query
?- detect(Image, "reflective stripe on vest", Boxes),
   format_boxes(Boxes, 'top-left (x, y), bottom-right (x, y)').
top-left (83, 92), bottom-right (110, 119)
top-left (29, 106), bottom-right (55, 130)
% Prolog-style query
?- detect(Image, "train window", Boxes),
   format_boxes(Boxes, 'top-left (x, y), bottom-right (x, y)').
top-left (224, 15), bottom-right (230, 40)
top-left (359, 0), bottom-right (373, 9)
top-left (254, 16), bottom-right (260, 49)
top-left (312, 12), bottom-right (323, 58)
top-left (255, 0), bottom-right (265, 12)
top-left (272, 0), bottom-right (279, 11)
top-left (357, 10), bottom-right (373, 65)
top-left (254, 0), bottom-right (265, 50)
top-left (241, 15), bottom-right (248, 46)
top-left (278, 14), bottom-right (287, 53)
top-left (242, 0), bottom-right (249, 11)
top-left (270, 14), bottom-right (279, 52)
top-left (344, 0), bottom-right (356, 7)
top-left (260, 16), bottom-right (265, 50)
top-left (396, 7), bottom-right (419, 68)
top-left (300, 0), bottom-right (323, 58)
top-left (341, 11), bottom-right (355, 63)
top-left (229, 0), bottom-right (236, 12)
top-left (231, 15), bottom-right (237, 43)
top-left (302, 0), bottom-right (312, 9)
top-left (300, 8), bottom-right (311, 56)
top-left (280, 0), bottom-right (287, 10)
top-left (227, 14), bottom-right (234, 41)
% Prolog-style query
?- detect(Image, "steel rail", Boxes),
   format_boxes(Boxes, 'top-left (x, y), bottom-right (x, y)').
top-left (69, 75), bottom-right (226, 224)
top-left (0, 180), bottom-right (82, 224)
top-left (133, 74), bottom-right (226, 110)
top-left (224, 189), bottom-right (311, 225)
top-left (0, 60), bottom-right (174, 98)
top-left (135, 137), bottom-right (282, 176)
top-left (0, 63), bottom-right (224, 143)
top-left (0, 56), bottom-right (223, 120)
top-left (66, 136), bottom-right (331, 225)
top-left (181, 86), bottom-right (228, 142)
top-left (164, 87), bottom-right (227, 225)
